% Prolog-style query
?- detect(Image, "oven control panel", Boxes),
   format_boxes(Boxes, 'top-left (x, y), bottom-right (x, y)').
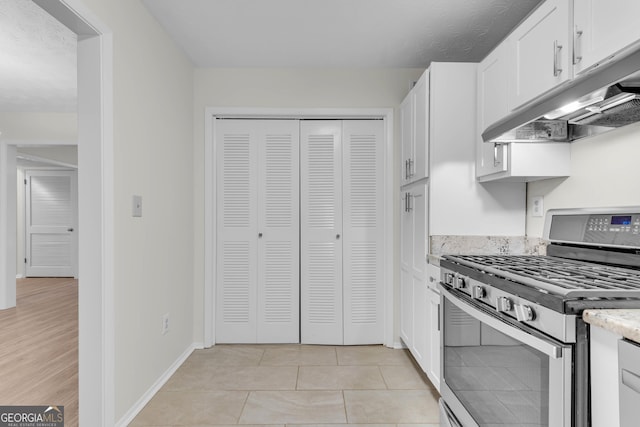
top-left (546, 210), bottom-right (640, 248)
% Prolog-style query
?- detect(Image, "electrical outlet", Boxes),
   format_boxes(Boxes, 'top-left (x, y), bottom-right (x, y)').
top-left (532, 196), bottom-right (544, 217)
top-left (161, 313), bottom-right (170, 335)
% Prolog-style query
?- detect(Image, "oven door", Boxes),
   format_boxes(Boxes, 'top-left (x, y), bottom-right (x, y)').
top-left (439, 284), bottom-right (573, 427)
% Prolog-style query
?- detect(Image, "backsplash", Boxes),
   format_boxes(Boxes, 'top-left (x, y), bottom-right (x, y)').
top-left (430, 235), bottom-right (547, 257)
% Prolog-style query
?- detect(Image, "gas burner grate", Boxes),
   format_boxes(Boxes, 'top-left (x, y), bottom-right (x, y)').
top-left (448, 255), bottom-right (640, 297)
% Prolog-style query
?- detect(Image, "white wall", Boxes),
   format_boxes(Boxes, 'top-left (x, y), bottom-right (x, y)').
top-left (77, 0), bottom-right (195, 421)
top-left (17, 146), bottom-right (78, 165)
top-left (527, 122), bottom-right (640, 237)
top-left (0, 112), bottom-right (77, 141)
top-left (193, 67), bottom-right (424, 344)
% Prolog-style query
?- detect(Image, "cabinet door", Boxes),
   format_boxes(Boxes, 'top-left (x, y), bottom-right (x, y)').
top-left (215, 119), bottom-right (259, 343)
top-left (400, 192), bottom-right (414, 346)
top-left (574, 0), bottom-right (640, 74)
top-left (400, 95), bottom-right (413, 185)
top-left (477, 43), bottom-right (509, 178)
top-left (300, 120), bottom-right (344, 345)
top-left (343, 120), bottom-right (385, 345)
top-left (411, 184), bottom-right (428, 281)
top-left (256, 120), bottom-right (300, 343)
top-left (412, 71), bottom-right (429, 181)
top-left (509, 0), bottom-right (571, 109)
top-left (427, 287), bottom-right (441, 391)
top-left (412, 277), bottom-right (428, 371)
top-left (400, 266), bottom-right (413, 346)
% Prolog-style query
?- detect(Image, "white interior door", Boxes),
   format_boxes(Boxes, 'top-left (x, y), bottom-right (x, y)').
top-left (257, 120), bottom-right (300, 343)
top-left (215, 120), bottom-right (259, 343)
top-left (342, 120), bottom-right (384, 345)
top-left (300, 120), bottom-right (343, 345)
top-left (25, 170), bottom-right (77, 277)
top-left (216, 119), bottom-right (300, 343)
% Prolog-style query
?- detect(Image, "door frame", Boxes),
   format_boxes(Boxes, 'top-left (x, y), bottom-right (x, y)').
top-left (203, 107), bottom-right (395, 348)
top-left (0, 1), bottom-right (114, 425)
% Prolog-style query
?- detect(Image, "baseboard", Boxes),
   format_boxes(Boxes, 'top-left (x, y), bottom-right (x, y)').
top-left (15, 274), bottom-right (24, 279)
top-left (115, 343), bottom-right (197, 427)
top-left (394, 339), bottom-right (407, 350)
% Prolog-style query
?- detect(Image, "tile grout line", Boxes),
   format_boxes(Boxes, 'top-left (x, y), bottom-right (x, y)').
top-left (341, 389), bottom-right (349, 424)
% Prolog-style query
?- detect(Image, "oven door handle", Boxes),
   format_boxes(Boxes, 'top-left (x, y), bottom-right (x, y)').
top-left (441, 285), bottom-right (565, 359)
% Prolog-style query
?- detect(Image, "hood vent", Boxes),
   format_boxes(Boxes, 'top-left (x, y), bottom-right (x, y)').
top-left (483, 49), bottom-right (640, 143)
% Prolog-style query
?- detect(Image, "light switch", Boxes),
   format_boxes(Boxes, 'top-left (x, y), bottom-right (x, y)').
top-left (132, 195), bottom-right (142, 217)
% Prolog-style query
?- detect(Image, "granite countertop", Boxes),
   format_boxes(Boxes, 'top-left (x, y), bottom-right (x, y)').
top-left (583, 309), bottom-right (640, 344)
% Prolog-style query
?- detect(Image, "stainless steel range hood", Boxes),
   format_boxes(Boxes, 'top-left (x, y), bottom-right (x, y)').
top-left (483, 49), bottom-right (640, 143)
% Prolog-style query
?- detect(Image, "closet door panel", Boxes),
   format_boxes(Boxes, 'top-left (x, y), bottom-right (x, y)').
top-left (300, 120), bottom-right (344, 345)
top-left (342, 120), bottom-right (385, 345)
top-left (257, 121), bottom-right (300, 343)
top-left (215, 120), bottom-right (259, 343)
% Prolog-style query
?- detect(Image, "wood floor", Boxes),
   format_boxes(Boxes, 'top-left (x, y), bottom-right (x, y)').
top-left (0, 277), bottom-right (78, 427)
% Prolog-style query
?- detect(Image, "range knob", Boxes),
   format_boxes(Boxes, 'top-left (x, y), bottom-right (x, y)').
top-left (444, 273), bottom-right (455, 285)
top-left (515, 304), bottom-right (536, 322)
top-left (472, 286), bottom-right (485, 299)
top-left (453, 276), bottom-right (466, 289)
top-left (496, 297), bottom-right (513, 312)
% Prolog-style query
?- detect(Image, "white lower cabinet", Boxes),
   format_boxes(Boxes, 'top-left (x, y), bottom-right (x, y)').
top-left (590, 325), bottom-right (621, 427)
top-left (399, 180), bottom-right (441, 391)
top-left (425, 265), bottom-right (441, 390)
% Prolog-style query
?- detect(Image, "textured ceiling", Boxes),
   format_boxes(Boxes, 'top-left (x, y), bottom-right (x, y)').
top-left (143, 0), bottom-right (543, 68)
top-left (0, 0), bottom-right (77, 112)
top-left (0, 0), bottom-right (544, 113)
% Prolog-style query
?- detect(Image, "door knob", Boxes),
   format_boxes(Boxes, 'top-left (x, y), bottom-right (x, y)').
top-left (67, 228), bottom-right (74, 232)
top-left (336, 234), bottom-right (340, 239)
top-left (258, 233), bottom-right (263, 238)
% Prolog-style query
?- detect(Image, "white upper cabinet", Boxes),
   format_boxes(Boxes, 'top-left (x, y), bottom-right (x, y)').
top-left (477, 43), bottom-right (510, 178)
top-left (400, 71), bottom-right (429, 185)
top-left (509, 0), bottom-right (572, 110)
top-left (573, 0), bottom-right (640, 75)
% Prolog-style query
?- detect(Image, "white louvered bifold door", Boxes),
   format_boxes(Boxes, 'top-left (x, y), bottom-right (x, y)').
top-left (300, 121), bottom-right (344, 345)
top-left (342, 120), bottom-right (385, 345)
top-left (216, 120), bottom-right (259, 343)
top-left (257, 121), bottom-right (300, 343)
top-left (25, 170), bottom-right (77, 277)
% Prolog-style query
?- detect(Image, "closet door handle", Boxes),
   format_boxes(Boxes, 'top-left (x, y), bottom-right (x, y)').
top-left (336, 234), bottom-right (341, 239)
top-left (258, 233), bottom-right (263, 238)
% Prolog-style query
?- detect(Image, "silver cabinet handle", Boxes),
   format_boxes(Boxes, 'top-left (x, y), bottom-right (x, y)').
top-left (493, 143), bottom-right (502, 167)
top-left (573, 27), bottom-right (583, 65)
top-left (407, 158), bottom-right (414, 178)
top-left (553, 40), bottom-right (563, 77)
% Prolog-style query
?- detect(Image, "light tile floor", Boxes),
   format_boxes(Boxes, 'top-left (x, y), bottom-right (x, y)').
top-left (130, 344), bottom-right (440, 427)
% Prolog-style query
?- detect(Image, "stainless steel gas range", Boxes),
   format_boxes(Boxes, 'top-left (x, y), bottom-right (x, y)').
top-left (438, 207), bottom-right (640, 427)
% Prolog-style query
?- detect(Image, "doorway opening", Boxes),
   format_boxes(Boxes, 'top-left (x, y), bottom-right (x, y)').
top-left (0, 1), bottom-right (114, 425)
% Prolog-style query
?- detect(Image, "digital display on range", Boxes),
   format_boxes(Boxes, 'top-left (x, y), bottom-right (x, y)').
top-left (611, 215), bottom-right (632, 225)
